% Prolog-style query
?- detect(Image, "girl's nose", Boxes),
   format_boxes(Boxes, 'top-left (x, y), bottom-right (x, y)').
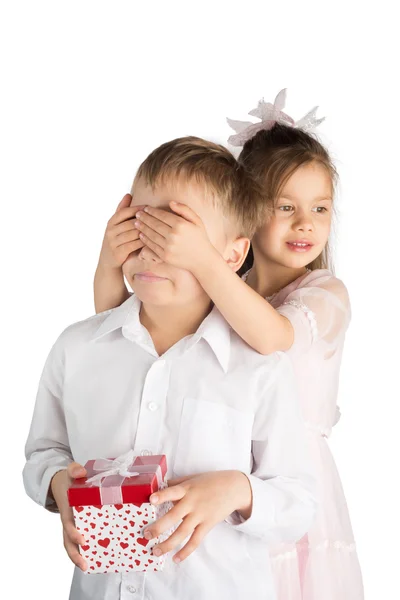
top-left (294, 216), bottom-right (314, 232)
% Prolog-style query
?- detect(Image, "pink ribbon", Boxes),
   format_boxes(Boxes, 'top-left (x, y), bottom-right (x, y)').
top-left (85, 449), bottom-right (162, 505)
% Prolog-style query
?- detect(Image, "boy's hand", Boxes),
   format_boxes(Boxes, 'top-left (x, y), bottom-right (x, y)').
top-left (98, 194), bottom-right (147, 270)
top-left (134, 202), bottom-right (216, 274)
top-left (143, 470), bottom-right (252, 563)
top-left (50, 462), bottom-right (88, 571)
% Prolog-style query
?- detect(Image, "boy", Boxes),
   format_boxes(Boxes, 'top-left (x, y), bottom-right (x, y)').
top-left (23, 137), bottom-right (316, 600)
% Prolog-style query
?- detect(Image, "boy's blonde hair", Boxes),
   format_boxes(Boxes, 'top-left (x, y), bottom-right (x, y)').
top-left (133, 136), bottom-right (268, 238)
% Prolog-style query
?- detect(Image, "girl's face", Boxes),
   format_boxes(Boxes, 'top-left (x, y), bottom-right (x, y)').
top-left (253, 161), bottom-right (333, 269)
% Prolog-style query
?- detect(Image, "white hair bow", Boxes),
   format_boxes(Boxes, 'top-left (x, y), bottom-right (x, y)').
top-left (227, 88), bottom-right (325, 147)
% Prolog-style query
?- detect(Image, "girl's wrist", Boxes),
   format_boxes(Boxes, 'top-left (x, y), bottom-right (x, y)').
top-left (96, 260), bottom-right (123, 278)
top-left (192, 244), bottom-right (222, 281)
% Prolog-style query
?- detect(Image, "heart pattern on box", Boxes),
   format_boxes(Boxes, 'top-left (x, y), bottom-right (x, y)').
top-left (73, 500), bottom-right (173, 575)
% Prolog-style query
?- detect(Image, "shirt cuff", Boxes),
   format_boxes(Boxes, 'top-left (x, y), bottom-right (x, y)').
top-left (224, 474), bottom-right (273, 538)
top-left (40, 465), bottom-right (68, 512)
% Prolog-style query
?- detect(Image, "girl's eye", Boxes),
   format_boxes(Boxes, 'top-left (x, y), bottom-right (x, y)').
top-left (313, 206), bottom-right (328, 213)
top-left (277, 205), bottom-right (294, 212)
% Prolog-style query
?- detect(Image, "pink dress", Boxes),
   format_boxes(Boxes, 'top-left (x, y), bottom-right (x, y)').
top-left (248, 268), bottom-right (364, 600)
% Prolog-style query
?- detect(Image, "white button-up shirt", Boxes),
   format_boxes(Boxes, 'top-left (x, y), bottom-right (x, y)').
top-left (23, 295), bottom-right (316, 600)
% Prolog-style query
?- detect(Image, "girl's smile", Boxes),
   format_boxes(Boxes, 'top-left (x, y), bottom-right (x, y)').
top-left (286, 239), bottom-right (315, 253)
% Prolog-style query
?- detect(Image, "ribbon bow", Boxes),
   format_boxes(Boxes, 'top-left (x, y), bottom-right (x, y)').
top-left (227, 88), bottom-right (325, 147)
top-left (83, 449), bottom-right (163, 505)
top-left (85, 449), bottom-right (139, 486)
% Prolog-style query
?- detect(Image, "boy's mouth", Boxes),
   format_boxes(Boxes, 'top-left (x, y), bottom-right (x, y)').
top-left (135, 272), bottom-right (169, 282)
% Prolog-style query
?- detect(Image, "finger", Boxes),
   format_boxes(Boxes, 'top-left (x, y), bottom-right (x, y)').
top-left (113, 228), bottom-right (140, 248)
top-left (109, 205), bottom-right (147, 227)
top-left (138, 246), bottom-right (162, 263)
top-left (136, 211), bottom-right (171, 238)
top-left (142, 206), bottom-right (183, 228)
top-left (150, 484), bottom-right (187, 506)
top-left (64, 519), bottom-right (86, 546)
top-left (144, 500), bottom-right (189, 540)
top-left (172, 524), bottom-right (209, 563)
top-left (169, 201), bottom-right (202, 226)
top-left (118, 240), bottom-right (145, 261)
top-left (116, 193), bottom-right (132, 211)
top-left (167, 476), bottom-right (194, 487)
top-left (137, 233), bottom-right (165, 260)
top-left (113, 219), bottom-right (141, 237)
top-left (64, 532), bottom-right (87, 571)
top-left (67, 462), bottom-right (87, 479)
top-left (152, 516), bottom-right (197, 557)
top-left (135, 220), bottom-right (167, 247)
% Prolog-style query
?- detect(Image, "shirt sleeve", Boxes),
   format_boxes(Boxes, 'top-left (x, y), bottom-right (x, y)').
top-left (276, 273), bottom-right (351, 354)
top-left (22, 334), bottom-right (73, 512)
top-left (226, 353), bottom-right (317, 544)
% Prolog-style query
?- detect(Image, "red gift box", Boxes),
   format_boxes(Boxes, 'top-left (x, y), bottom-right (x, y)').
top-left (67, 451), bottom-right (172, 574)
top-left (68, 454), bottom-right (167, 507)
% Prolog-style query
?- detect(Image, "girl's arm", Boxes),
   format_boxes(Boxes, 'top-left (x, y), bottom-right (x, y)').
top-left (133, 204), bottom-right (349, 356)
top-left (94, 195), bottom-right (145, 314)
top-left (134, 204), bottom-right (294, 355)
top-left (94, 263), bottom-right (131, 313)
top-left (194, 248), bottom-right (294, 355)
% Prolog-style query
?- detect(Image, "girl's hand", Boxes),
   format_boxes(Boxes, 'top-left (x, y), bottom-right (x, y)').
top-left (143, 470), bottom-right (252, 563)
top-left (134, 202), bottom-right (216, 274)
top-left (98, 194), bottom-right (147, 270)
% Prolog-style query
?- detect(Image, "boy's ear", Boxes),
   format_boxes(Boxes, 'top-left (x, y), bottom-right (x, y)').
top-left (225, 237), bottom-right (251, 272)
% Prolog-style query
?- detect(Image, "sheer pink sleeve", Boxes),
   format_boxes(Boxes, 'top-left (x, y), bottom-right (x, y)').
top-left (277, 271), bottom-right (351, 354)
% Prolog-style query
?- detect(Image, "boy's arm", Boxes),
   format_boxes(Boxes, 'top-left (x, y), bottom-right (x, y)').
top-left (227, 353), bottom-right (317, 543)
top-left (23, 335), bottom-right (89, 571)
top-left (23, 337), bottom-right (73, 511)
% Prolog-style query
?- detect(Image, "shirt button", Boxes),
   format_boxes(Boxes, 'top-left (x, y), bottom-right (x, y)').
top-left (127, 585), bottom-right (136, 594)
top-left (140, 449), bottom-right (152, 456)
top-left (148, 402), bottom-right (158, 412)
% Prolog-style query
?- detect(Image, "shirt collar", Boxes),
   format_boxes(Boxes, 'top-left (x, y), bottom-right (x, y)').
top-left (91, 294), bottom-right (139, 341)
top-left (189, 307), bottom-right (231, 373)
top-left (91, 295), bottom-right (231, 372)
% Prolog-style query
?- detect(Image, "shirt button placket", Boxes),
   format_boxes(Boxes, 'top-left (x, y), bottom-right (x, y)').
top-left (121, 573), bottom-right (145, 600)
top-left (127, 585), bottom-right (136, 594)
top-left (134, 359), bottom-right (169, 456)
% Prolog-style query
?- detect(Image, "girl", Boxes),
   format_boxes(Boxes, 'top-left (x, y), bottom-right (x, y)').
top-left (93, 90), bottom-right (363, 600)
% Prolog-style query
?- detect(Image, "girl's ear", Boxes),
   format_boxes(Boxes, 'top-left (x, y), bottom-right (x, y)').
top-left (225, 237), bottom-right (251, 272)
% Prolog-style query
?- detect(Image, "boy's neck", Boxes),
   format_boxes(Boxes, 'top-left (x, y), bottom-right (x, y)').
top-left (139, 297), bottom-right (213, 356)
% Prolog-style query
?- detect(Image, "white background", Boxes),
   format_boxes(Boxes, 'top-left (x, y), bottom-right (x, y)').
top-left (1, 1), bottom-right (398, 598)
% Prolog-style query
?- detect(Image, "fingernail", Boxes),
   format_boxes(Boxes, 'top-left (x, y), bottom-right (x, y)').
top-left (134, 221), bottom-right (141, 228)
top-left (150, 494), bottom-right (159, 504)
top-left (144, 530), bottom-right (152, 540)
top-left (136, 212), bottom-right (142, 218)
top-left (144, 207), bottom-right (149, 212)
top-left (153, 548), bottom-right (162, 557)
top-left (173, 556), bottom-right (181, 564)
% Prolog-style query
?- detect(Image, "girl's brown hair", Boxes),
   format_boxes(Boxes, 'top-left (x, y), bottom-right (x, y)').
top-left (238, 123), bottom-right (337, 272)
